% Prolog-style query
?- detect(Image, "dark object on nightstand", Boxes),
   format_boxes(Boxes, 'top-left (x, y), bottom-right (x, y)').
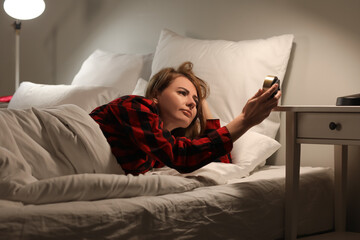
top-left (336, 93), bottom-right (360, 106)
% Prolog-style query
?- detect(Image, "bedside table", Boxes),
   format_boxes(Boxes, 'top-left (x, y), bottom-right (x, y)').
top-left (275, 106), bottom-right (360, 240)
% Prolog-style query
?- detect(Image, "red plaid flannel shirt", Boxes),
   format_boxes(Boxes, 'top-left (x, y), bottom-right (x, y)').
top-left (90, 95), bottom-right (233, 175)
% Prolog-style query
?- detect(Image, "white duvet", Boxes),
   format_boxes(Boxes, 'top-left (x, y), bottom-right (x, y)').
top-left (0, 105), bottom-right (223, 204)
top-left (0, 166), bottom-right (334, 240)
top-left (0, 106), bottom-right (334, 239)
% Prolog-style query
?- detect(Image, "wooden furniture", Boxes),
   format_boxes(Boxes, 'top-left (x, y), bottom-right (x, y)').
top-left (276, 105), bottom-right (360, 240)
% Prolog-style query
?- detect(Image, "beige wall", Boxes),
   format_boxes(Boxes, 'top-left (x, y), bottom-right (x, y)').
top-left (1, 0), bottom-right (359, 231)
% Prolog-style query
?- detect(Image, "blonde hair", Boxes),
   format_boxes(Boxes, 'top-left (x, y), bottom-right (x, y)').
top-left (145, 62), bottom-right (209, 139)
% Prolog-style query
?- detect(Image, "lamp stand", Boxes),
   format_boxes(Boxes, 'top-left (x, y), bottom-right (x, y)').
top-left (14, 20), bottom-right (21, 91)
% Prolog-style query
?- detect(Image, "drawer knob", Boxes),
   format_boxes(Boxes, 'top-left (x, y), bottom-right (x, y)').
top-left (329, 122), bottom-right (338, 130)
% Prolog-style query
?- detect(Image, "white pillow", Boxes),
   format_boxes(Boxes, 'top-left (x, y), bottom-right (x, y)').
top-left (71, 49), bottom-right (153, 97)
top-left (8, 81), bottom-right (121, 113)
top-left (231, 130), bottom-right (281, 173)
top-left (131, 78), bottom-right (148, 96)
top-left (151, 29), bottom-right (293, 139)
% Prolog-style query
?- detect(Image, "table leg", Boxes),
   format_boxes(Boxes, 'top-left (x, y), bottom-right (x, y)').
top-left (285, 112), bottom-right (301, 240)
top-left (334, 145), bottom-right (348, 232)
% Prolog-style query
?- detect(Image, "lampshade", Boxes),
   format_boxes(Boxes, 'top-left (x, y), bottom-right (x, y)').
top-left (3, 0), bottom-right (45, 20)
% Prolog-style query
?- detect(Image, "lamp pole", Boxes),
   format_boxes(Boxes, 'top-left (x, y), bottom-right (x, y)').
top-left (14, 21), bottom-right (21, 90)
top-left (3, 0), bottom-right (46, 93)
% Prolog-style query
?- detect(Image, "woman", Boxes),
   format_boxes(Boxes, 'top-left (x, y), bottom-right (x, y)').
top-left (90, 62), bottom-right (280, 175)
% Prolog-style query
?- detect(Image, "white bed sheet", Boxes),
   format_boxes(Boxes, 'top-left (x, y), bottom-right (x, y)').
top-left (0, 165), bottom-right (334, 240)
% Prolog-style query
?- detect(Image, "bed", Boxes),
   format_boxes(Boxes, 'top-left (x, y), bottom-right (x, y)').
top-left (0, 29), bottom-right (335, 239)
top-left (0, 166), bottom-right (333, 240)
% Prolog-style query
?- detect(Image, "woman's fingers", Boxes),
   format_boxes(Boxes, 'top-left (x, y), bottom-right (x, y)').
top-left (264, 90), bottom-right (281, 110)
top-left (250, 88), bottom-right (264, 100)
top-left (250, 83), bottom-right (279, 103)
top-left (261, 83), bottom-right (279, 101)
top-left (273, 89), bottom-right (282, 100)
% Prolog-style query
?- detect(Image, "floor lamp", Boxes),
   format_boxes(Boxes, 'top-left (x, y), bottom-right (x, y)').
top-left (3, 0), bottom-right (46, 91)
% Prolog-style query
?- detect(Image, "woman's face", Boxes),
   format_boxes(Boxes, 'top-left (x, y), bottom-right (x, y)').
top-left (155, 76), bottom-right (199, 131)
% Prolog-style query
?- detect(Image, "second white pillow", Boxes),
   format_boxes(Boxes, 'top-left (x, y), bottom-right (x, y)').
top-left (72, 50), bottom-right (153, 97)
top-left (8, 82), bottom-right (121, 113)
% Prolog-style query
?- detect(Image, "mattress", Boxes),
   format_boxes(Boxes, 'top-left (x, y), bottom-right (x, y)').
top-left (0, 165), bottom-right (334, 240)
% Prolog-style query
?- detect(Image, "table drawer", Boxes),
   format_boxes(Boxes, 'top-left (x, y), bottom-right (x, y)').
top-left (297, 113), bottom-right (360, 140)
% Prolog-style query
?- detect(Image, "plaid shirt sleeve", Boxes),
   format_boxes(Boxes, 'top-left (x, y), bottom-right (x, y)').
top-left (90, 95), bottom-right (233, 175)
top-left (203, 119), bottom-right (232, 164)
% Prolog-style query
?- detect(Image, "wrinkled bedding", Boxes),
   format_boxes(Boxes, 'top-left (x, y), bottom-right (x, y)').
top-left (0, 105), bottom-right (217, 204)
top-left (0, 166), bottom-right (334, 240)
top-left (0, 105), bottom-right (335, 239)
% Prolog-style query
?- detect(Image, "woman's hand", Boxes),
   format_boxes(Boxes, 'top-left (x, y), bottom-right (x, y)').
top-left (241, 83), bottom-right (281, 127)
top-left (226, 83), bottom-right (281, 141)
top-left (201, 98), bottom-right (213, 119)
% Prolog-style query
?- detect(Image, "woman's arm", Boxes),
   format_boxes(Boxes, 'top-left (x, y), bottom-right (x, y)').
top-left (226, 83), bottom-right (281, 142)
